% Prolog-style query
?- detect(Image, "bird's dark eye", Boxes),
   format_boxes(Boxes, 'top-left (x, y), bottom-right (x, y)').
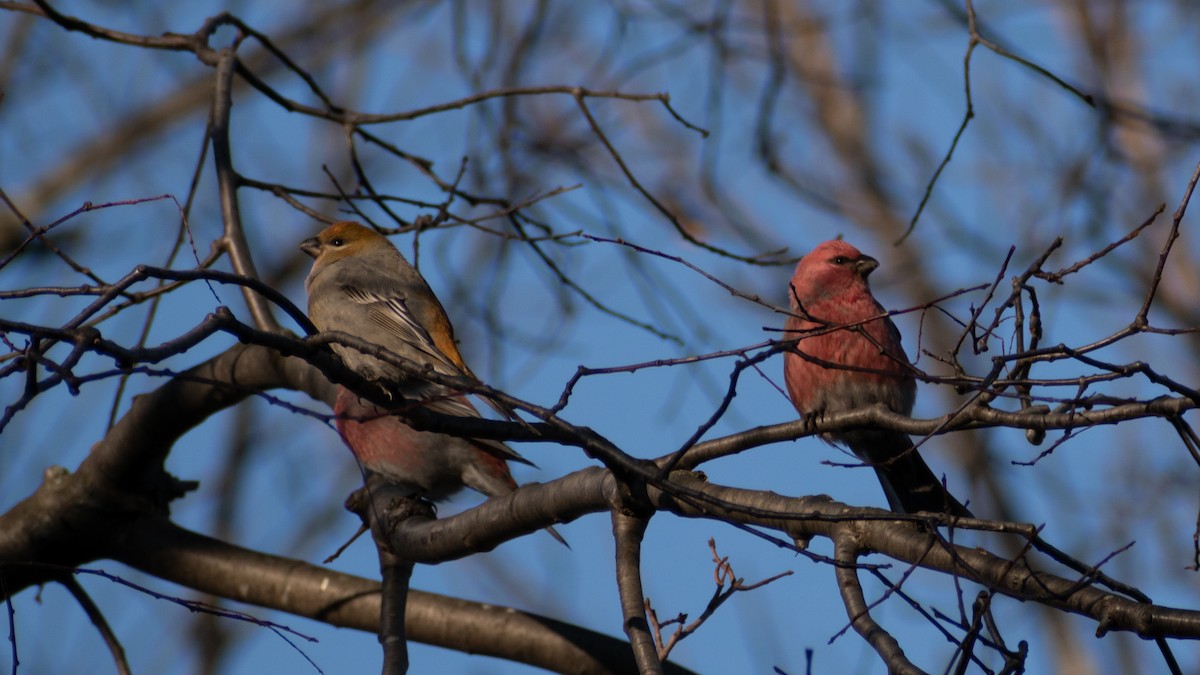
top-left (832, 255), bottom-right (849, 265)
top-left (330, 238), bottom-right (345, 247)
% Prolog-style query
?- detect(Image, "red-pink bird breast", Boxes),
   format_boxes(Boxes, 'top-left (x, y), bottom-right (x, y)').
top-left (782, 240), bottom-right (916, 421)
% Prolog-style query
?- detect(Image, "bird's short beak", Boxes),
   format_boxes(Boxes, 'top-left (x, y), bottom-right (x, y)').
top-left (854, 255), bottom-right (879, 277)
top-left (299, 237), bottom-right (320, 258)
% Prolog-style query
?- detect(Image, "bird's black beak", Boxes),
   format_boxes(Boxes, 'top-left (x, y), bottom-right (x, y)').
top-left (299, 237), bottom-right (320, 258)
top-left (854, 255), bottom-right (879, 277)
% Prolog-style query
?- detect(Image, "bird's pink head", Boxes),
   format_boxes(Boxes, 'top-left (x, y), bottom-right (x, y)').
top-left (788, 240), bottom-right (880, 307)
top-left (300, 221), bottom-right (393, 269)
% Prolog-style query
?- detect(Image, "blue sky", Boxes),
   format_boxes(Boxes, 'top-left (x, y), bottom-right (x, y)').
top-left (3, 2), bottom-right (1200, 673)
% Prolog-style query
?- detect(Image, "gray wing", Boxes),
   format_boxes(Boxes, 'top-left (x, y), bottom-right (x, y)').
top-left (342, 285), bottom-right (465, 378)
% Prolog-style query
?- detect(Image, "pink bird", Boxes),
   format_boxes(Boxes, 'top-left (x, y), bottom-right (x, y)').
top-left (301, 222), bottom-right (566, 545)
top-left (783, 240), bottom-right (970, 516)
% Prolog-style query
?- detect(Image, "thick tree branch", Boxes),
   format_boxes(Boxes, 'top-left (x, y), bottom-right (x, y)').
top-left (611, 511), bottom-right (660, 674)
top-left (833, 530), bottom-right (922, 674)
top-left (112, 517), bottom-right (696, 675)
top-left (649, 474), bottom-right (1200, 641)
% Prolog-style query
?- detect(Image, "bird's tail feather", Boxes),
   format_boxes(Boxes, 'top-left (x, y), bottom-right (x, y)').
top-left (860, 434), bottom-right (972, 517)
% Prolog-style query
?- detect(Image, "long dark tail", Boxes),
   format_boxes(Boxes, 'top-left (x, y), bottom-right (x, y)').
top-left (544, 525), bottom-right (570, 548)
top-left (858, 434), bottom-right (973, 517)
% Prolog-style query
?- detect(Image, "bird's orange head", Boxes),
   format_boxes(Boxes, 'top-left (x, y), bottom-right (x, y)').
top-left (300, 221), bottom-right (393, 267)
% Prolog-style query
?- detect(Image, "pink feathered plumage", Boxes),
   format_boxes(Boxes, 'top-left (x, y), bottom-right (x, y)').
top-left (783, 240), bottom-right (970, 516)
